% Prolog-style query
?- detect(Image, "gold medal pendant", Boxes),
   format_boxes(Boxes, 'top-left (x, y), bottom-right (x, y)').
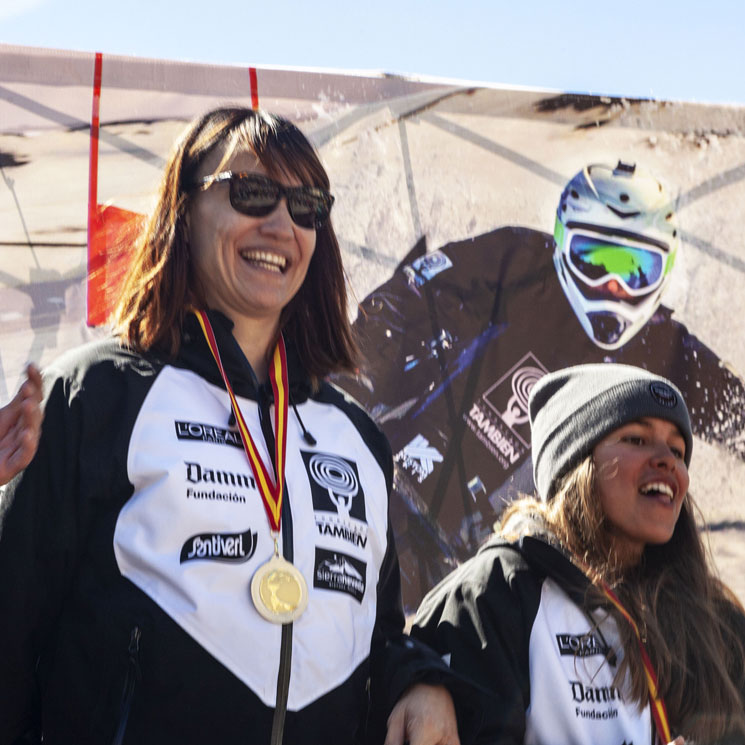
top-left (251, 550), bottom-right (308, 624)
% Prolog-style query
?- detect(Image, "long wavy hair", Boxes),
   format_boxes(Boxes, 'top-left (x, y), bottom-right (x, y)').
top-left (113, 107), bottom-right (357, 383)
top-left (500, 457), bottom-right (745, 742)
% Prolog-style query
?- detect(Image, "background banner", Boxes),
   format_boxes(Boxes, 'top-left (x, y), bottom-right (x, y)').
top-left (2, 44), bottom-right (744, 610)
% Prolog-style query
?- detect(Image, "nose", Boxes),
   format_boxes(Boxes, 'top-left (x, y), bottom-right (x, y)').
top-left (259, 197), bottom-right (294, 237)
top-left (650, 439), bottom-right (690, 495)
top-left (649, 440), bottom-right (677, 469)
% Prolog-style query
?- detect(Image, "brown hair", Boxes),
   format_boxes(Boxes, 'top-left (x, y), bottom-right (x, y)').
top-left (500, 459), bottom-right (745, 742)
top-left (113, 107), bottom-right (357, 383)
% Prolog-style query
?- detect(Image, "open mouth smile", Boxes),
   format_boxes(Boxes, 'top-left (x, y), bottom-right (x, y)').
top-left (639, 481), bottom-right (675, 503)
top-left (239, 250), bottom-right (287, 274)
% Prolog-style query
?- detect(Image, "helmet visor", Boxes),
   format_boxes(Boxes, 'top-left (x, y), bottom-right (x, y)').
top-left (568, 233), bottom-right (667, 294)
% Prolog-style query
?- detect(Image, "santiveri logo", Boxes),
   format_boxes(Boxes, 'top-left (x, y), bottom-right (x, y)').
top-left (175, 420), bottom-right (243, 449)
top-left (180, 528), bottom-right (258, 564)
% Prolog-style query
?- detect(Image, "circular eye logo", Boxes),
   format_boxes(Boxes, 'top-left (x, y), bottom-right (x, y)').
top-left (649, 381), bottom-right (677, 408)
top-left (309, 453), bottom-right (359, 518)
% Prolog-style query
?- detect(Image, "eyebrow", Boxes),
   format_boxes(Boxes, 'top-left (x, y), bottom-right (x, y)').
top-left (632, 418), bottom-right (686, 442)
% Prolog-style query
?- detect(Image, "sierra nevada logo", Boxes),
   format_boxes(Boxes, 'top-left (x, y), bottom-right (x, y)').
top-left (394, 434), bottom-right (443, 484)
top-left (180, 528), bottom-right (258, 564)
top-left (314, 547), bottom-right (367, 602)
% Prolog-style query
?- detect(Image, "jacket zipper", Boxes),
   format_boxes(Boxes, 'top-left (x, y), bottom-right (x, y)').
top-left (259, 389), bottom-right (295, 745)
top-left (270, 624), bottom-right (293, 745)
top-left (111, 625), bottom-right (142, 745)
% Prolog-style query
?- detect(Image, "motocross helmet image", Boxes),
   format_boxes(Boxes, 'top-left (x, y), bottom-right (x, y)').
top-left (553, 161), bottom-right (679, 349)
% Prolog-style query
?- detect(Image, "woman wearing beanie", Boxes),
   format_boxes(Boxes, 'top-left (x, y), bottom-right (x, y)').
top-left (412, 363), bottom-right (745, 745)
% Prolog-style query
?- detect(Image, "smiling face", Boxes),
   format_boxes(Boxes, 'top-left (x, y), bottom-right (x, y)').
top-left (592, 416), bottom-right (690, 565)
top-left (187, 146), bottom-right (316, 336)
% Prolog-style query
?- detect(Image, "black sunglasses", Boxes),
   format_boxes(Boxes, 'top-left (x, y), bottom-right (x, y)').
top-left (193, 171), bottom-right (334, 230)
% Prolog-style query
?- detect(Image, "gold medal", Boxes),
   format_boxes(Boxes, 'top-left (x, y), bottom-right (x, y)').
top-left (251, 549), bottom-right (308, 624)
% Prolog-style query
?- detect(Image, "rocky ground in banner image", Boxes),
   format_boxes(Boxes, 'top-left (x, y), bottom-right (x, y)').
top-left (1, 93), bottom-right (744, 601)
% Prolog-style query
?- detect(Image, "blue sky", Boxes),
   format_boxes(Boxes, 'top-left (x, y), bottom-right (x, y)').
top-left (2, 0), bottom-right (745, 105)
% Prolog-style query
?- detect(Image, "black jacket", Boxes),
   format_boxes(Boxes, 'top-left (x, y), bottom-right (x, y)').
top-left (412, 527), bottom-right (745, 745)
top-left (0, 311), bottom-right (448, 745)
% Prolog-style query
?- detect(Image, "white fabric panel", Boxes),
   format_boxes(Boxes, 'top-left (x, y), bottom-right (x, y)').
top-left (114, 365), bottom-right (388, 709)
top-left (524, 578), bottom-right (652, 745)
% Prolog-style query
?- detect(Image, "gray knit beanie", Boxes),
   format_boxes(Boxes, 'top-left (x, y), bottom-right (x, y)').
top-left (529, 363), bottom-right (692, 501)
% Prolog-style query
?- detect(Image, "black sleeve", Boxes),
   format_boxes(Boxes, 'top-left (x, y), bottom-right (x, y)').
top-left (0, 369), bottom-right (83, 744)
top-left (362, 426), bottom-right (482, 745)
top-left (411, 544), bottom-right (539, 745)
top-left (366, 517), bottom-right (486, 745)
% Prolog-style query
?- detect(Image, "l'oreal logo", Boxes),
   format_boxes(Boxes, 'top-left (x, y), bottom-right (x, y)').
top-left (556, 632), bottom-right (610, 658)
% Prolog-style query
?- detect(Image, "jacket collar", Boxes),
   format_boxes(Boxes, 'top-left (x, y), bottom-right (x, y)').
top-left (178, 309), bottom-right (312, 403)
top-left (481, 514), bottom-right (596, 608)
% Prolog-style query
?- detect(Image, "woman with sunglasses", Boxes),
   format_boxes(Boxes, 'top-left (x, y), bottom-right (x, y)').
top-left (412, 363), bottom-right (745, 744)
top-left (0, 108), bottom-right (461, 745)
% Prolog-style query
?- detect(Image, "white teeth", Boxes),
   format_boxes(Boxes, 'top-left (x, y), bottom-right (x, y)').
top-left (239, 250), bottom-right (286, 272)
top-left (640, 482), bottom-right (674, 501)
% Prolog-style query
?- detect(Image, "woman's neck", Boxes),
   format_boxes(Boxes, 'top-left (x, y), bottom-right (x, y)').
top-left (229, 315), bottom-right (280, 384)
top-left (607, 534), bottom-right (645, 575)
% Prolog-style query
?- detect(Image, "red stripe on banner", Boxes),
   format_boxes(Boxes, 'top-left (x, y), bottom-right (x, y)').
top-left (85, 53), bottom-right (144, 328)
top-left (87, 52), bottom-right (102, 250)
top-left (86, 205), bottom-right (146, 327)
top-left (86, 52), bottom-right (103, 325)
top-left (249, 67), bottom-right (259, 109)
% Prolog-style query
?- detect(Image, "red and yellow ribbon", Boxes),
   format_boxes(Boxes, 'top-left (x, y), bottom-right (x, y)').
top-left (600, 581), bottom-right (672, 744)
top-left (195, 310), bottom-right (288, 533)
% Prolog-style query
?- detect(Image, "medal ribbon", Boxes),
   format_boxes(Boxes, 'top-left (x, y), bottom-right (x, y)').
top-left (194, 310), bottom-right (288, 533)
top-left (600, 580), bottom-right (672, 744)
